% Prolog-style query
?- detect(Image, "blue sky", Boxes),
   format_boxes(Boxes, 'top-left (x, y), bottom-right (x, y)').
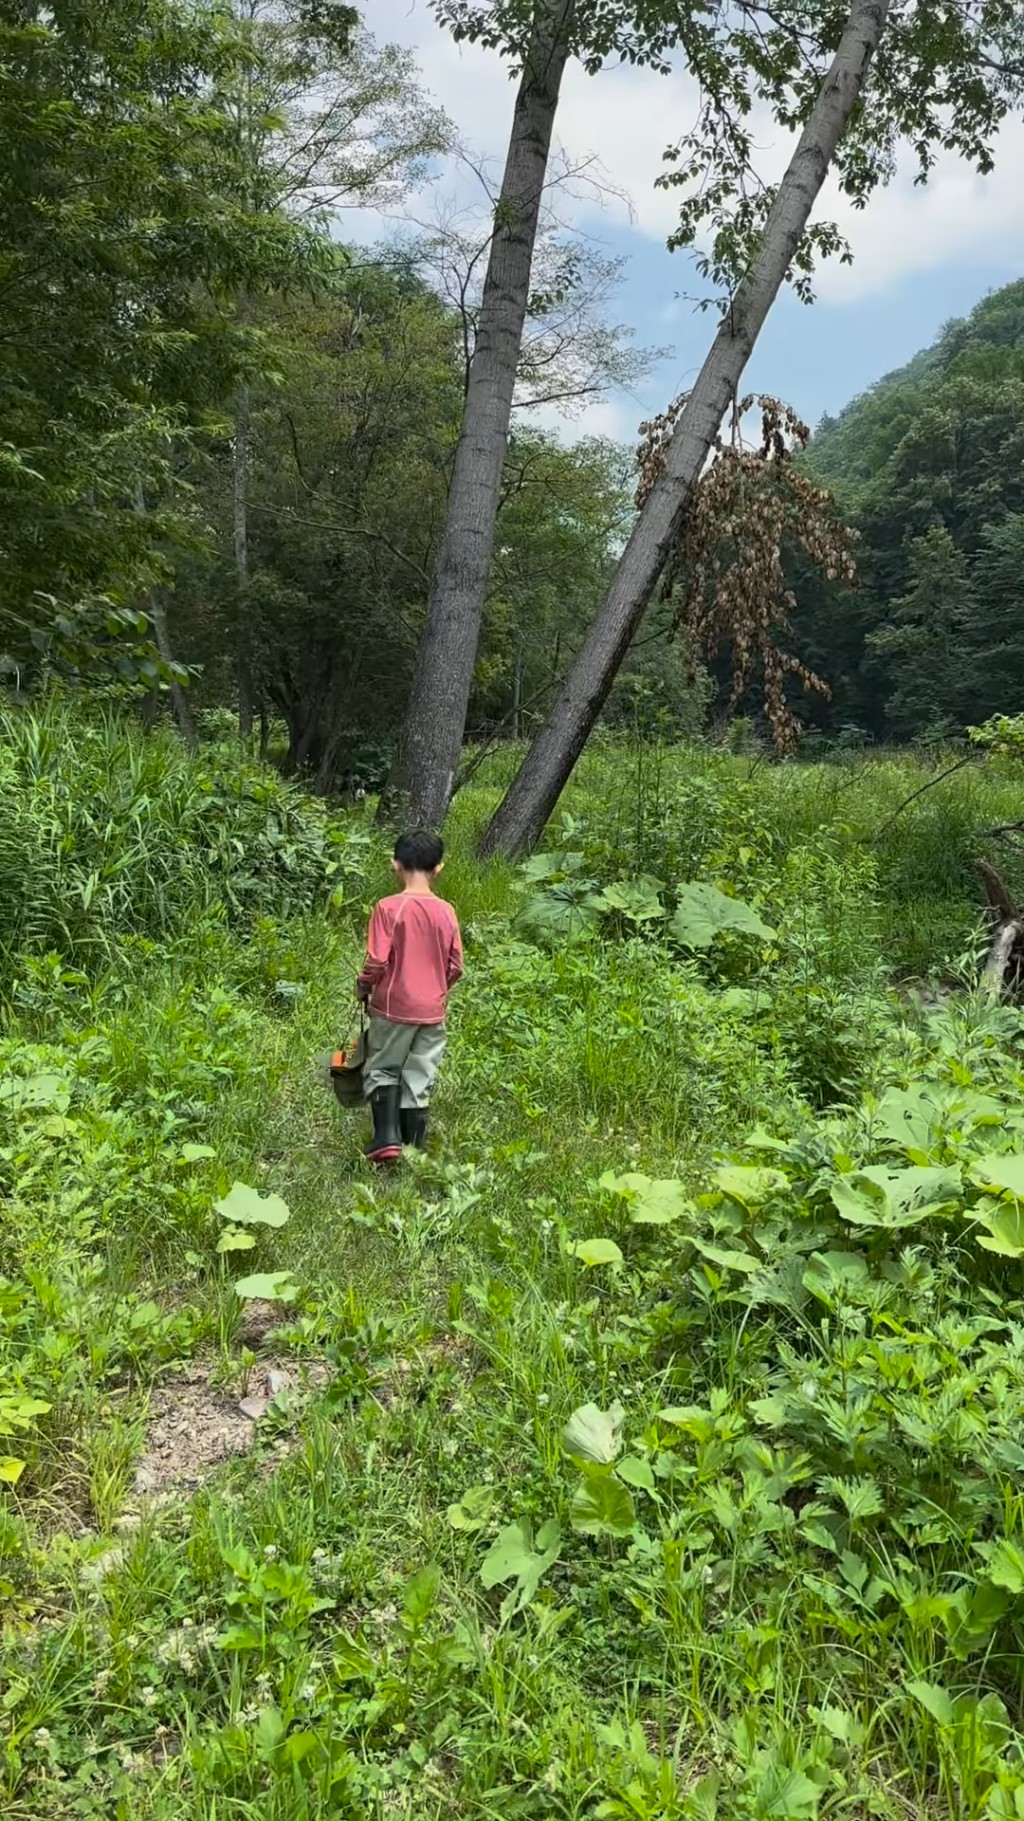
top-left (362, 0), bottom-right (1024, 443)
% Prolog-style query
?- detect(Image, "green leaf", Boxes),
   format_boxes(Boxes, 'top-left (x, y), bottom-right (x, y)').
top-left (907, 1680), bottom-right (955, 1728)
top-left (181, 1143), bottom-right (216, 1162)
top-left (831, 1164), bottom-right (961, 1229)
top-left (571, 1466), bottom-right (636, 1537)
top-left (0, 1072), bottom-right (70, 1113)
top-left (217, 1226), bottom-right (257, 1254)
top-left (333, 1633), bottom-right (377, 1682)
top-left (599, 1171), bottom-right (690, 1225)
top-left (690, 1237), bottom-right (762, 1274)
top-left (0, 1457), bottom-right (26, 1485)
top-left (617, 1454), bottom-right (656, 1494)
top-left (480, 1518), bottom-right (561, 1613)
top-left (403, 1565), bottom-right (440, 1625)
top-left (215, 1182), bottom-right (291, 1228)
top-left (715, 1165), bottom-right (788, 1209)
top-left (871, 1085), bottom-right (940, 1153)
top-left (980, 1536), bottom-right (1024, 1593)
top-left (802, 1251), bottom-right (869, 1305)
top-left (971, 1153), bottom-right (1024, 1200)
top-left (749, 1763), bottom-right (821, 1818)
top-left (594, 877), bottom-right (665, 923)
top-left (812, 1704), bottom-right (867, 1748)
top-left (233, 1271), bottom-right (298, 1303)
top-left (447, 1486), bottom-right (495, 1533)
top-left (563, 1401), bottom-right (625, 1464)
top-left (721, 987), bottom-right (760, 1015)
top-left (976, 1202), bottom-right (1024, 1257)
top-left (216, 1624), bottom-right (261, 1652)
top-left (670, 882), bottom-right (775, 949)
top-left (0, 1395), bottom-right (52, 1434)
top-left (656, 1405), bottom-right (715, 1439)
top-left (566, 1237), bottom-right (623, 1268)
top-left (823, 1475), bottom-right (884, 1524)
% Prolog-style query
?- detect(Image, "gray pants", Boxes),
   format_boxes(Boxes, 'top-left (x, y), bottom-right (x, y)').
top-left (363, 1016), bottom-right (446, 1109)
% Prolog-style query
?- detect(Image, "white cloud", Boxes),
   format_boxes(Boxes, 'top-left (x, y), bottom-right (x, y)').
top-left (812, 116), bottom-right (1024, 303)
top-left (370, 0), bottom-right (1024, 307)
top-left (525, 395), bottom-right (637, 445)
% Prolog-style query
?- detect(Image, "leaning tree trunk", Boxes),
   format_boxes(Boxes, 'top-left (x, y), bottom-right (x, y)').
top-left (480, 0), bottom-right (892, 860)
top-left (978, 860), bottom-right (1024, 1000)
top-left (379, 0), bottom-right (574, 830)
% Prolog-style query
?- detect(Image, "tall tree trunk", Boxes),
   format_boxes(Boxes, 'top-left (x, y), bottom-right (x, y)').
top-left (379, 0), bottom-right (573, 829)
top-left (150, 593), bottom-right (198, 753)
top-left (134, 483), bottom-right (197, 751)
top-left (480, 0), bottom-right (891, 859)
top-left (234, 383), bottom-right (255, 739)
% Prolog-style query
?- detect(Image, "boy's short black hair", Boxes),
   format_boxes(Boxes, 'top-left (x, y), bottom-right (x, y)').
top-left (394, 829), bottom-right (444, 872)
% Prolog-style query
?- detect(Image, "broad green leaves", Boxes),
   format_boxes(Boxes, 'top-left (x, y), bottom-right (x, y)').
top-left (593, 877), bottom-right (665, 925)
top-left (907, 1681), bottom-right (956, 1729)
top-left (715, 1165), bottom-right (787, 1210)
top-left (214, 1183), bottom-right (291, 1229)
top-left (566, 1237), bottom-right (623, 1269)
top-left (571, 1471), bottom-right (636, 1538)
top-left (830, 1164), bottom-right (961, 1229)
top-left (563, 1403), bottom-right (625, 1465)
top-left (975, 1201), bottom-right (1024, 1258)
top-left (233, 1271), bottom-right (299, 1303)
top-left (447, 1486), bottom-right (495, 1533)
top-left (480, 1518), bottom-right (561, 1618)
top-left (670, 882), bottom-right (774, 950)
top-left (562, 1402), bottom-right (637, 1538)
top-left (0, 1073), bottom-right (70, 1114)
top-left (214, 1182), bottom-right (295, 1295)
top-left (971, 1153), bottom-right (1024, 1201)
top-left (600, 1172), bottom-right (689, 1225)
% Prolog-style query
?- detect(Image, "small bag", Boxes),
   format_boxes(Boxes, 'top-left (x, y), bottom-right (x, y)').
top-left (322, 1008), bottom-right (368, 1108)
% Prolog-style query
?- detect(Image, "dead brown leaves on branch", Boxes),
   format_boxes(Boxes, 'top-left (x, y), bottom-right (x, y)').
top-left (636, 393), bottom-right (858, 752)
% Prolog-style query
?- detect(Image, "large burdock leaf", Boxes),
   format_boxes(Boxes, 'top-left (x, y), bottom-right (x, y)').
top-left (215, 1182), bottom-right (291, 1228)
top-left (599, 1172), bottom-right (689, 1225)
top-left (566, 1237), bottom-right (623, 1268)
top-left (976, 1200), bottom-right (1024, 1257)
top-left (570, 1467), bottom-right (636, 1537)
top-left (234, 1271), bottom-right (299, 1303)
top-left (480, 1518), bottom-right (561, 1617)
top-left (563, 1401), bottom-right (625, 1465)
top-left (715, 1165), bottom-right (788, 1210)
top-left (831, 1164), bottom-right (960, 1229)
top-left (670, 882), bottom-right (774, 949)
top-left (971, 1153), bottom-right (1024, 1201)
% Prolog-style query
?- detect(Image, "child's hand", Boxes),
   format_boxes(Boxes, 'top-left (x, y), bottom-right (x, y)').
top-left (355, 980), bottom-right (370, 1003)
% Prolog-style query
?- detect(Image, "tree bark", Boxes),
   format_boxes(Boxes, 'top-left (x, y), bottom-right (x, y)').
top-left (379, 0), bottom-right (574, 829)
top-left (234, 382), bottom-right (255, 739)
top-left (150, 593), bottom-right (198, 753)
top-left (480, 0), bottom-right (892, 860)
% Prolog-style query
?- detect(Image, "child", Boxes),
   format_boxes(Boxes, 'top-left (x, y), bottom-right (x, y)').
top-left (356, 830), bottom-right (463, 1163)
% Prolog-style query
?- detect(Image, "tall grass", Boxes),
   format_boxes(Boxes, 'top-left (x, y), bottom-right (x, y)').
top-left (462, 738), bottom-right (1023, 974)
top-left (0, 695), bottom-right (368, 974)
top-left (4, 706), bottom-right (1024, 1818)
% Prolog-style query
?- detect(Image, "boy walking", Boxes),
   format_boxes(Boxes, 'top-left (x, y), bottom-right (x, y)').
top-left (356, 831), bottom-right (462, 1164)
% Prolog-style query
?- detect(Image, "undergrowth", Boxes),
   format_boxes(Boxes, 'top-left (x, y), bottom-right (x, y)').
top-left (3, 702), bottom-right (1024, 1819)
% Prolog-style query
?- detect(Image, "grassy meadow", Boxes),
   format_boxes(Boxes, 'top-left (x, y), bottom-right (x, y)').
top-left (3, 701), bottom-right (1024, 1820)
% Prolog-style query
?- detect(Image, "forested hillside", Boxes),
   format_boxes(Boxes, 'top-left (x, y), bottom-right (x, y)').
top-left (792, 280), bottom-right (1024, 744)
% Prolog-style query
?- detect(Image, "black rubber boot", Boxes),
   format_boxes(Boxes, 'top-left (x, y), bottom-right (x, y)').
top-left (400, 1107), bottom-right (428, 1150)
top-left (365, 1085), bottom-right (402, 1164)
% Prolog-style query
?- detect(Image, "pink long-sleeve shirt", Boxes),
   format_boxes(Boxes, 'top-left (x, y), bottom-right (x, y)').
top-left (357, 892), bottom-right (463, 1025)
